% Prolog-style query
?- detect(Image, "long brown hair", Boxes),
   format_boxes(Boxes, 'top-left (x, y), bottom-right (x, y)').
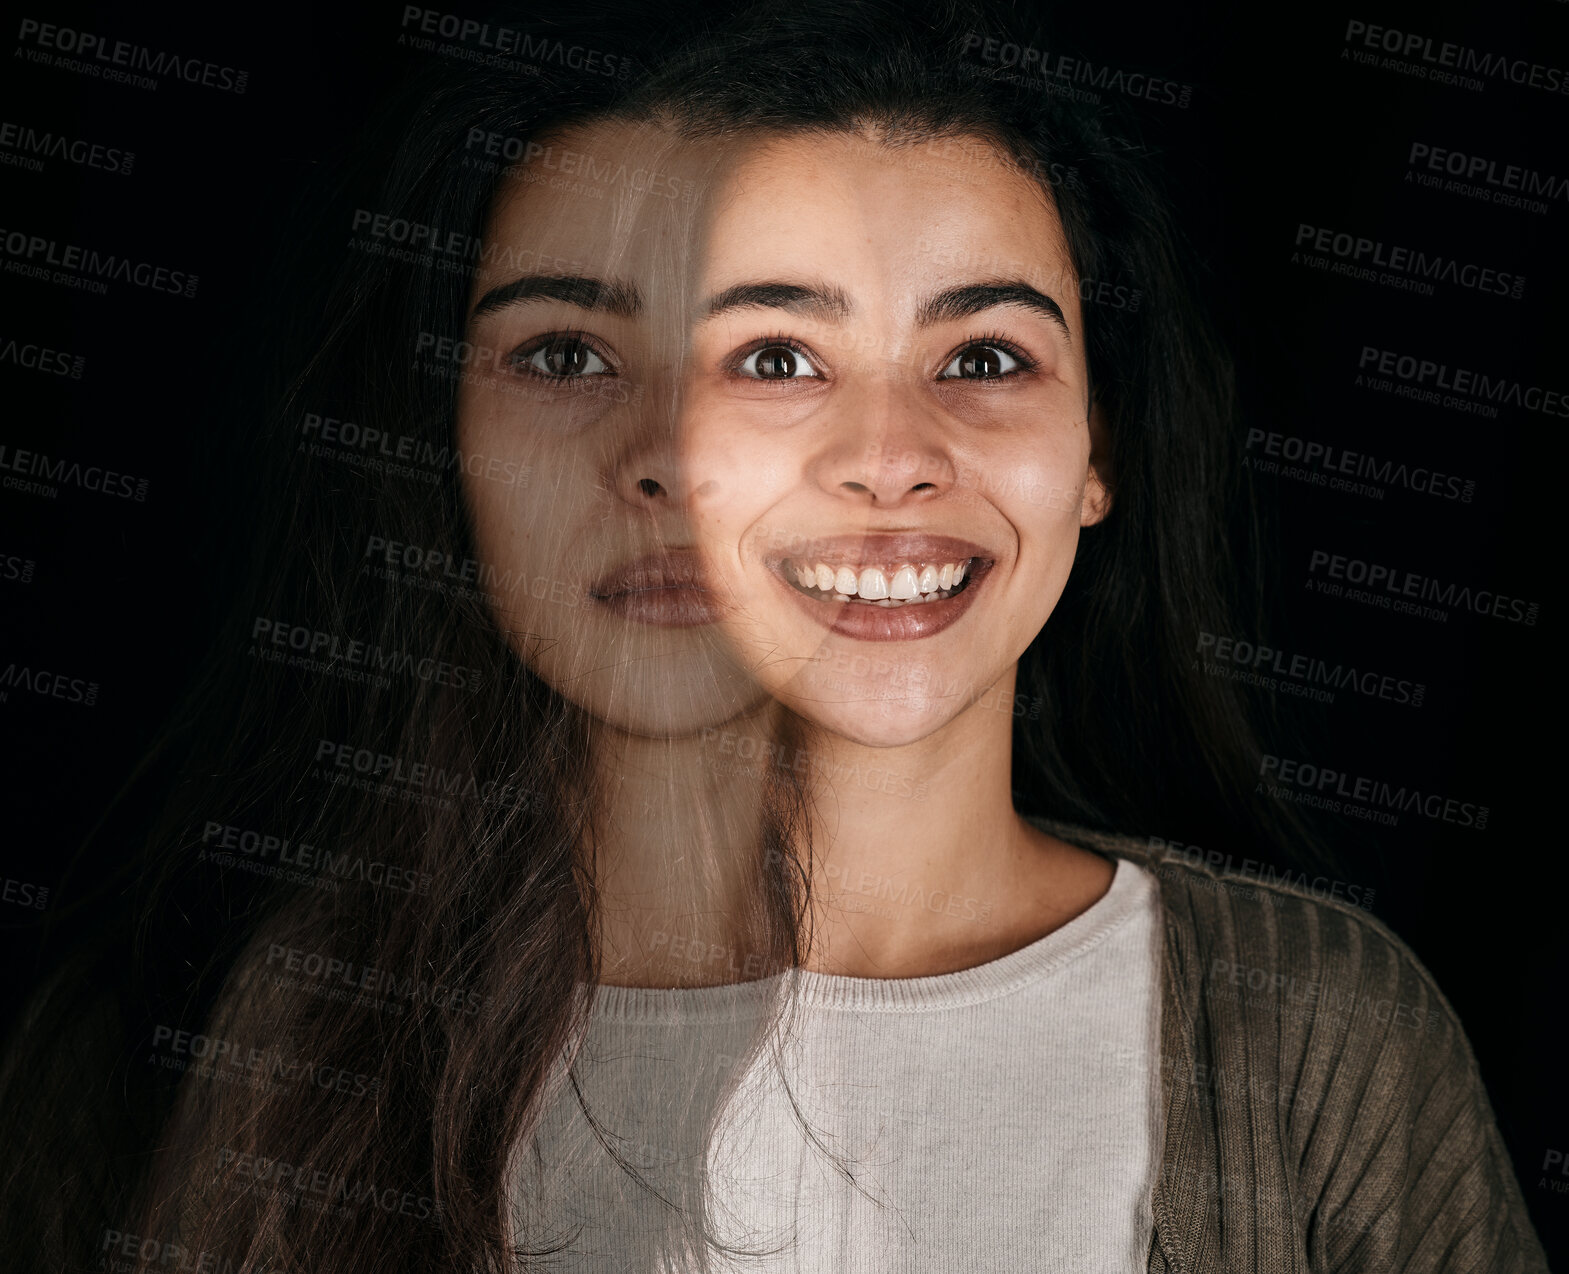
top-left (1, 1), bottom-right (1336, 1270)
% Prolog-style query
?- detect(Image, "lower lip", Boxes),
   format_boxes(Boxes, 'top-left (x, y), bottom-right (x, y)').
top-left (771, 563), bottom-right (989, 641)
top-left (592, 587), bottom-right (719, 628)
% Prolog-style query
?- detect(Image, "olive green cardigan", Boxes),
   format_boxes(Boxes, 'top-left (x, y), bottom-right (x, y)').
top-left (1031, 819), bottom-right (1549, 1272)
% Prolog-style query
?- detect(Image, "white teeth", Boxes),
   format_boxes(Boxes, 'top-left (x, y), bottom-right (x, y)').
top-left (858, 567), bottom-right (890, 599)
top-left (791, 558), bottom-right (974, 603)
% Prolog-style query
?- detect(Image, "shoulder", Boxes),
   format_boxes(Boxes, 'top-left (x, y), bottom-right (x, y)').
top-left (1028, 816), bottom-right (1482, 1120)
top-left (1031, 819), bottom-right (1550, 1268)
top-left (1029, 816), bottom-right (1446, 1028)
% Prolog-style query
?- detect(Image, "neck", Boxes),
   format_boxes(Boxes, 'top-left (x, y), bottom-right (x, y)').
top-left (588, 699), bottom-right (784, 987)
top-left (589, 668), bottom-right (1109, 987)
top-left (796, 665), bottom-right (1067, 977)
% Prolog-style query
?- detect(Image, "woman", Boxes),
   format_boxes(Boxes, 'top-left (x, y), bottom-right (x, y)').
top-left (0, 0), bottom-right (1545, 1270)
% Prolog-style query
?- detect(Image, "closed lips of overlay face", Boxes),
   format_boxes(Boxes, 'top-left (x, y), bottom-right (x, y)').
top-left (588, 548), bottom-right (720, 628)
top-left (679, 129), bottom-right (1109, 744)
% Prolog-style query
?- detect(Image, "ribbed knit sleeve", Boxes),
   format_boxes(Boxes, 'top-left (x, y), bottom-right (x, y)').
top-left (1280, 897), bottom-right (1549, 1273)
top-left (1143, 856), bottom-right (1549, 1274)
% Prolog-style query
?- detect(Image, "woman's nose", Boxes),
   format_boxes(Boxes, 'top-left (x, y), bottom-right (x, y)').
top-left (808, 380), bottom-right (955, 507)
top-left (608, 385), bottom-right (690, 508)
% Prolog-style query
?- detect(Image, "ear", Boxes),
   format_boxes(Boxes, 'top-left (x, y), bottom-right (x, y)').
top-left (1080, 399), bottom-right (1113, 527)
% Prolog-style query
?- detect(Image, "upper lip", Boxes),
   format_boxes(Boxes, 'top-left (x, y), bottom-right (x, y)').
top-left (590, 549), bottom-right (710, 598)
top-left (760, 532), bottom-right (995, 570)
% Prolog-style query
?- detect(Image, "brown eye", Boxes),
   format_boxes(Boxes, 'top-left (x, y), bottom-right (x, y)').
top-left (737, 341), bottom-right (821, 380)
top-left (756, 346), bottom-right (797, 378)
top-left (516, 336), bottom-right (611, 378)
top-left (939, 343), bottom-right (1022, 380)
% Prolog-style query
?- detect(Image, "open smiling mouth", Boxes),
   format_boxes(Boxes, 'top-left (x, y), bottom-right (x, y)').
top-left (780, 557), bottom-right (980, 606)
top-left (763, 538), bottom-right (995, 641)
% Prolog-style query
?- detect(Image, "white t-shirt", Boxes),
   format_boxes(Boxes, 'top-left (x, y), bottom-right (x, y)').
top-left (510, 855), bottom-right (1163, 1272)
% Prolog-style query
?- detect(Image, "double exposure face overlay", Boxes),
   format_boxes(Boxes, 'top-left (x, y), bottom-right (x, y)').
top-left (455, 121), bottom-right (767, 736)
top-left (458, 120), bottom-right (1106, 749)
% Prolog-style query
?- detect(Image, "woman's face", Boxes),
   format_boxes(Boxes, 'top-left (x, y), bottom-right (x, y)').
top-left (456, 121), bottom-right (767, 735)
top-left (681, 129), bottom-right (1109, 747)
top-left (457, 119), bottom-right (1107, 748)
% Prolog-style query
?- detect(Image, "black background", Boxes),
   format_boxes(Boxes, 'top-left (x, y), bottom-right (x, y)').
top-left (1, 0), bottom-right (1565, 1259)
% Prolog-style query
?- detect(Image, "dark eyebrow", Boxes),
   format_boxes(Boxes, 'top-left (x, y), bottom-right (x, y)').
top-left (469, 273), bottom-right (642, 320)
top-left (917, 281), bottom-right (1071, 342)
top-left (703, 281), bottom-right (851, 322)
top-left (699, 277), bottom-right (1070, 341)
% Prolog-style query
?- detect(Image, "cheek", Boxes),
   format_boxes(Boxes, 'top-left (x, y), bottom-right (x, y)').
top-left (458, 409), bottom-right (526, 552)
top-left (455, 414), bottom-right (594, 622)
top-left (962, 417), bottom-right (1089, 515)
top-left (1008, 470), bottom-right (1089, 528)
top-left (983, 435), bottom-right (1090, 607)
top-left (683, 426), bottom-right (796, 541)
top-left (1007, 485), bottom-right (1087, 630)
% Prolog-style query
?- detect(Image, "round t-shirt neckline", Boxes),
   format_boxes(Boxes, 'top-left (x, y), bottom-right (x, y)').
top-left (589, 853), bottom-right (1145, 1024)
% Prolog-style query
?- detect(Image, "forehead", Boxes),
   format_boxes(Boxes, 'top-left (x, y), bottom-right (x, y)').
top-left (714, 130), bottom-right (1065, 255)
top-left (471, 118), bottom-right (1075, 304)
top-left (470, 118), bottom-right (717, 304)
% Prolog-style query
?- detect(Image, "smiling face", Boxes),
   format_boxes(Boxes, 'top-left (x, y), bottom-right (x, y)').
top-left (454, 120), bottom-right (768, 736)
top-left (680, 128), bottom-right (1109, 748)
top-left (456, 119), bottom-right (1108, 747)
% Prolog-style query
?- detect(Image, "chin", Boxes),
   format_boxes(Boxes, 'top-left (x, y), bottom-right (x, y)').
top-left (516, 624), bottom-right (769, 738)
top-left (596, 691), bottom-right (768, 738)
top-left (557, 672), bottom-right (769, 738)
top-left (775, 678), bottom-right (968, 750)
